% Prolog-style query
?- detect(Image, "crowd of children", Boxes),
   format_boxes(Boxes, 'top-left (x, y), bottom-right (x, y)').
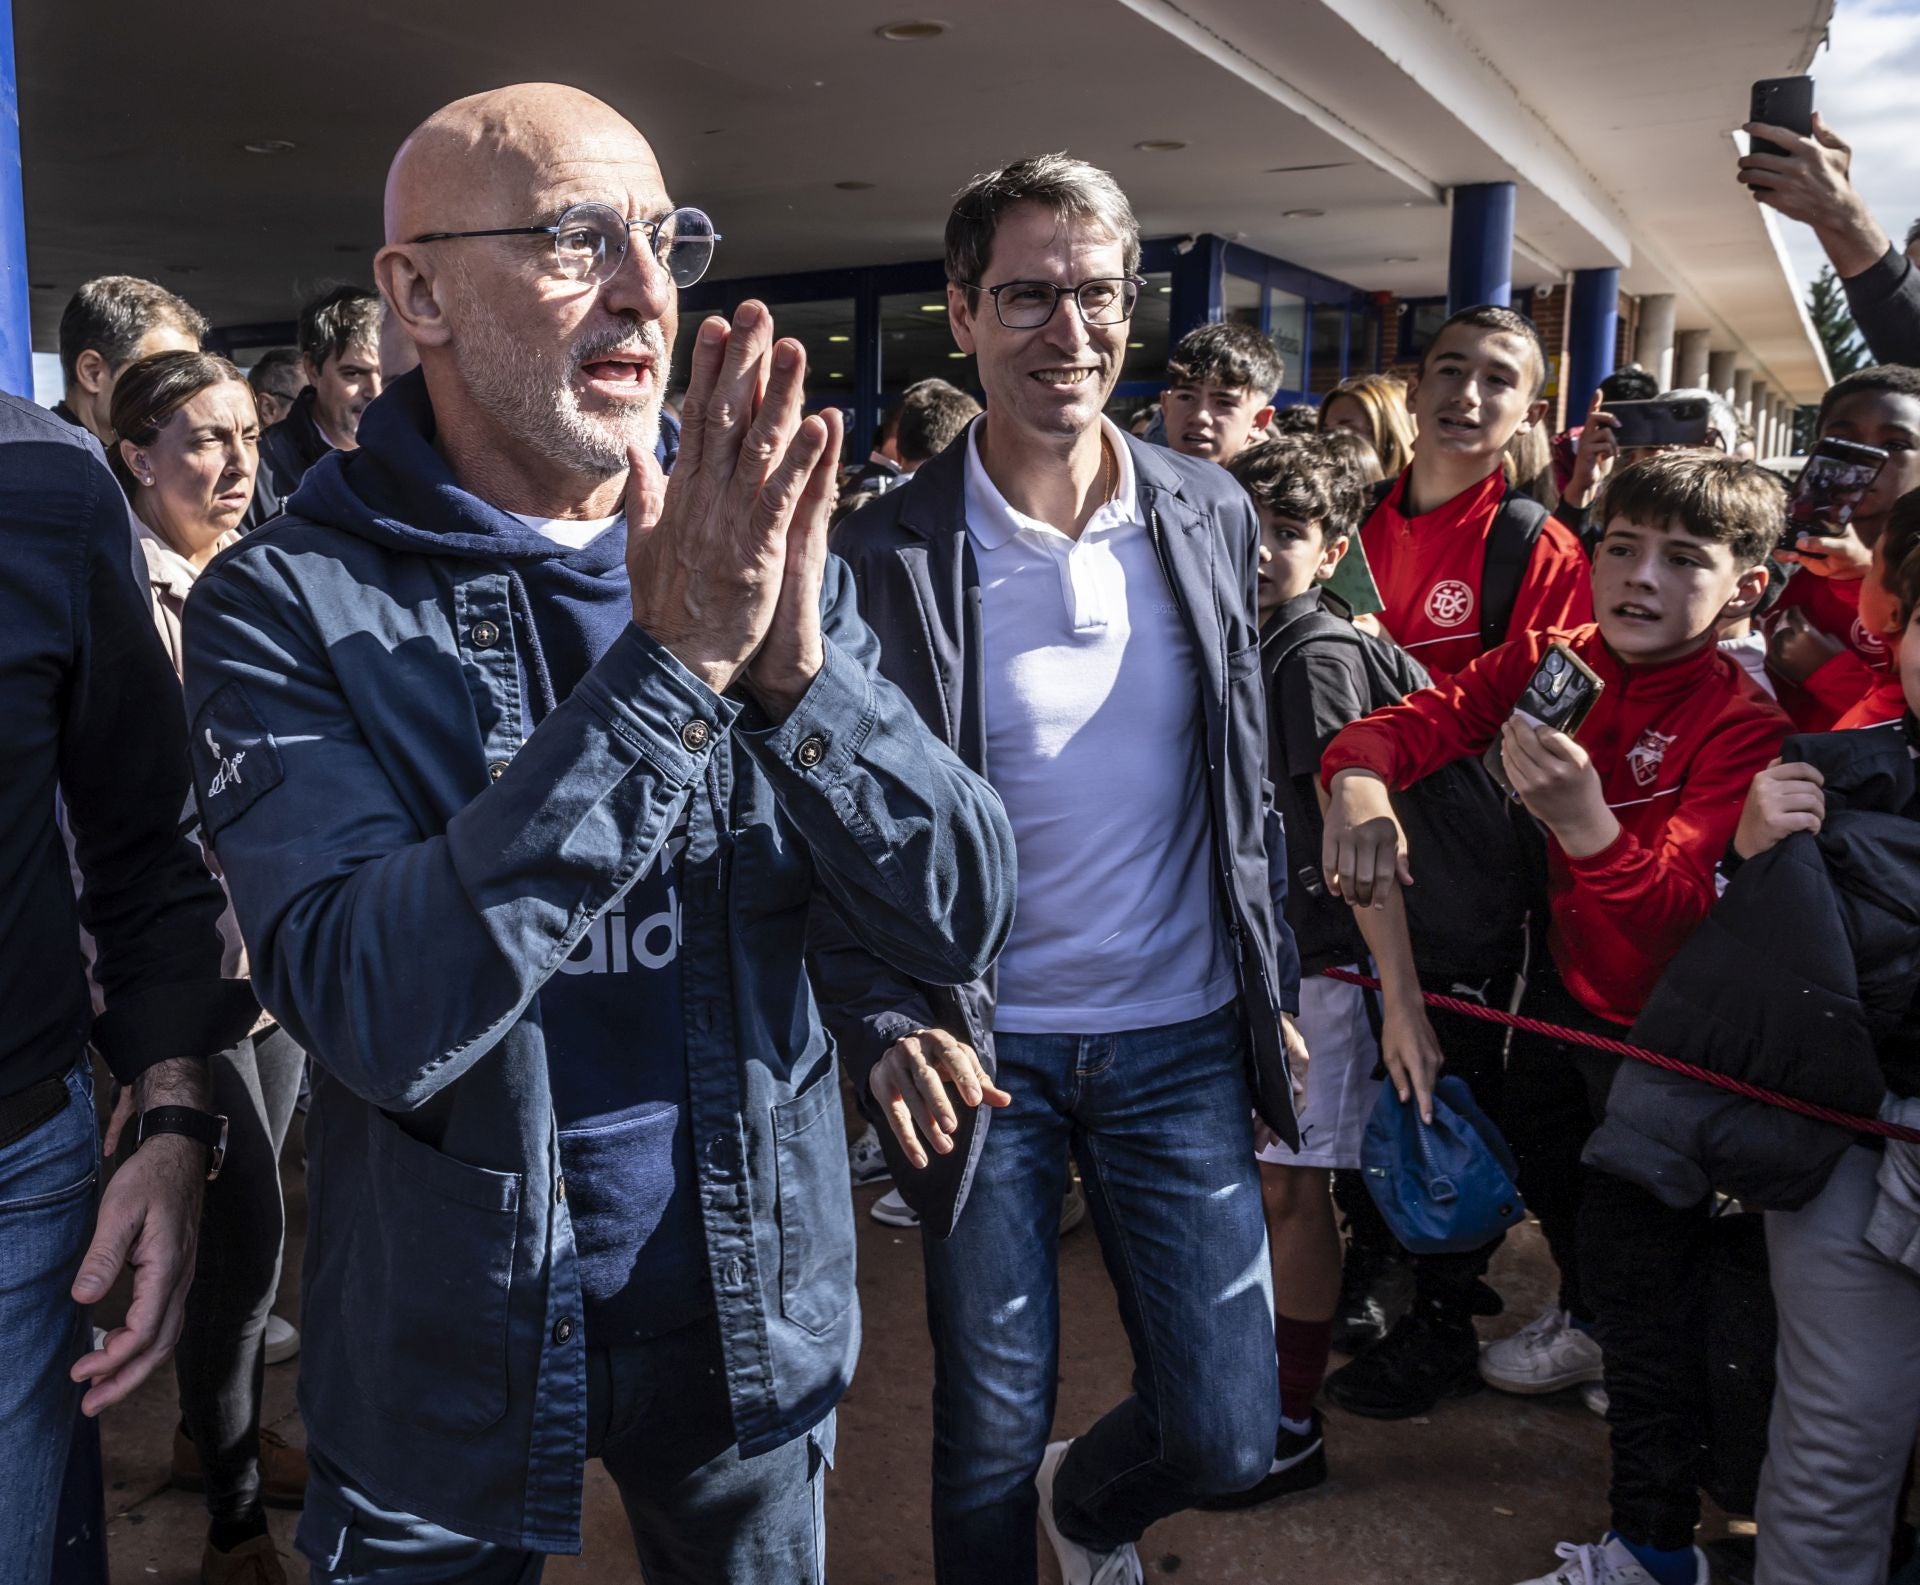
top-left (1143, 308), bottom-right (1920, 1585)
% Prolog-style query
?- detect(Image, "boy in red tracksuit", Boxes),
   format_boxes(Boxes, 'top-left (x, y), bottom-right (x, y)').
top-left (1766, 365), bottom-right (1920, 727)
top-left (1362, 304), bottom-right (1593, 682)
top-left (1831, 486), bottom-right (1920, 730)
top-left (1322, 451), bottom-right (1790, 1585)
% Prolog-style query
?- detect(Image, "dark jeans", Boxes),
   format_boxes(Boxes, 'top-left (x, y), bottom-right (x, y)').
top-left (921, 1002), bottom-right (1278, 1582)
top-left (297, 1315), bottom-right (829, 1583)
top-left (174, 1025), bottom-right (304, 1522)
top-left (0, 1054), bottom-right (97, 1585)
top-left (1507, 967), bottom-right (1715, 1551)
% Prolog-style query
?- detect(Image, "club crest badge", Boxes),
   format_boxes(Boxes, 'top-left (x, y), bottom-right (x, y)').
top-left (1424, 579), bottom-right (1475, 628)
top-left (1627, 728), bottom-right (1678, 788)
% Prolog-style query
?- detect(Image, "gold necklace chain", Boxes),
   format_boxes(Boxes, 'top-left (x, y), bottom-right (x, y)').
top-left (1099, 436), bottom-right (1116, 505)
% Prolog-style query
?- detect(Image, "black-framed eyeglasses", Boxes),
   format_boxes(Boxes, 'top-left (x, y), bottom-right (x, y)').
top-left (411, 202), bottom-right (721, 289)
top-left (954, 275), bottom-right (1146, 329)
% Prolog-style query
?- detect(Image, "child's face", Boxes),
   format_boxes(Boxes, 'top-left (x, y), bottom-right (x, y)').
top-left (1818, 389), bottom-right (1920, 546)
top-left (1161, 379), bottom-right (1273, 464)
top-left (1901, 600), bottom-right (1920, 721)
top-left (1257, 506), bottom-right (1345, 617)
top-left (1407, 326), bottom-right (1546, 468)
top-left (1321, 393), bottom-right (1371, 440)
top-left (1592, 516), bottom-right (1766, 667)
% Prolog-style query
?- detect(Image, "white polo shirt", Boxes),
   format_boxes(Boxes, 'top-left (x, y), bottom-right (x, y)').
top-left (964, 418), bottom-right (1234, 1035)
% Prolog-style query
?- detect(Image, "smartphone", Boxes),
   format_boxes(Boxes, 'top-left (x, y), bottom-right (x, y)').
top-left (1483, 641), bottom-right (1606, 798)
top-left (1750, 76), bottom-right (1814, 158)
top-left (1602, 397), bottom-right (1713, 452)
top-left (1783, 436), bottom-right (1887, 550)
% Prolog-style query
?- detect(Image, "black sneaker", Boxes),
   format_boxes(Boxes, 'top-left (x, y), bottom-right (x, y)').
top-left (1194, 1411), bottom-right (1327, 1511)
top-left (1322, 1306), bottom-right (1481, 1419)
top-left (1330, 1246), bottom-right (1413, 1356)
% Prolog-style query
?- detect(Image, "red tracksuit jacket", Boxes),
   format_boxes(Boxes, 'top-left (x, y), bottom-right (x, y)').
top-left (1361, 468), bottom-right (1594, 681)
top-left (1767, 571), bottom-right (1893, 729)
top-left (1322, 624), bottom-right (1790, 1026)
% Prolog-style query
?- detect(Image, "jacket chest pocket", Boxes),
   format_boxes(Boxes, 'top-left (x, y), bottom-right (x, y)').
top-left (771, 1065), bottom-right (854, 1336)
top-left (344, 1110), bottom-right (522, 1435)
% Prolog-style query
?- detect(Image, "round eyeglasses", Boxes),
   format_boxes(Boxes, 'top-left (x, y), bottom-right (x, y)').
top-left (411, 202), bottom-right (721, 289)
top-left (954, 275), bottom-right (1145, 330)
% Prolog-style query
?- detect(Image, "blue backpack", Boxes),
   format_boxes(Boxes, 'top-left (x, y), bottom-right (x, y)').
top-left (1361, 1074), bottom-right (1527, 1254)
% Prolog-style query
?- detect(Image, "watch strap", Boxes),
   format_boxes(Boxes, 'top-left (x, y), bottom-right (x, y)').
top-left (137, 1106), bottom-right (229, 1179)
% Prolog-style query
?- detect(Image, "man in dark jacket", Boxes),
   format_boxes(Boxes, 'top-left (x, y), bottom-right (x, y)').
top-left (182, 84), bottom-right (1013, 1582)
top-left (0, 393), bottom-right (258, 1580)
top-left (825, 153), bottom-right (1302, 1585)
top-left (244, 285), bottom-right (383, 528)
top-left (52, 275), bottom-right (206, 444)
top-left (1740, 111), bottom-right (1920, 367)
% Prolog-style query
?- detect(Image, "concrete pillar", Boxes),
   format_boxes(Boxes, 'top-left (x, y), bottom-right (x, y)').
top-left (1750, 379), bottom-right (1771, 454)
top-left (1632, 293), bottom-right (1676, 390)
top-left (1707, 349), bottom-right (1737, 401)
top-left (1567, 268), bottom-right (1620, 417)
top-left (1674, 329), bottom-right (1712, 391)
top-left (0, 0), bottom-right (31, 396)
top-left (1733, 368), bottom-right (1754, 424)
top-left (1447, 183), bottom-right (1516, 313)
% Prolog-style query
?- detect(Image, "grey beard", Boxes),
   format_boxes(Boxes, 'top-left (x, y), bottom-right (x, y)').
top-left (454, 305), bottom-right (663, 477)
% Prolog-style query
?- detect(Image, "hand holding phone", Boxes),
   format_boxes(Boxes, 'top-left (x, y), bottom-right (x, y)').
top-left (1483, 642), bottom-right (1605, 797)
top-left (1781, 436), bottom-right (1885, 575)
top-left (1749, 77), bottom-right (1814, 158)
top-left (1601, 398), bottom-right (1713, 452)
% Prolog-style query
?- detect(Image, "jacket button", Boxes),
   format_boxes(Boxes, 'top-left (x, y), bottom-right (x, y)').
top-left (555, 1175), bottom-right (566, 1203)
top-left (680, 719), bottom-right (712, 752)
top-left (487, 760), bottom-right (510, 781)
top-left (795, 734), bottom-right (826, 769)
top-left (471, 620), bottom-right (501, 649)
top-left (553, 1317), bottom-right (574, 1344)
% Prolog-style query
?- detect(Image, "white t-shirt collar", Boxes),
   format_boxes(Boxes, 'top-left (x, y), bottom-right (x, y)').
top-left (964, 416), bottom-right (1140, 552)
top-left (505, 510), bottom-right (624, 550)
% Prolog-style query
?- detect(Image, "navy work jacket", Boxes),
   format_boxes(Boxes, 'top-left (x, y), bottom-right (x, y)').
top-left (179, 391), bottom-right (1015, 1552)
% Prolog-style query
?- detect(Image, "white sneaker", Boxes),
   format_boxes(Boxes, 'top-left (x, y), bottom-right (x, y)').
top-left (1580, 1380), bottom-right (1609, 1418)
top-left (849, 1123), bottom-right (891, 1187)
top-left (1060, 1179), bottom-right (1088, 1236)
top-left (1036, 1441), bottom-right (1143, 1585)
top-left (264, 1313), bottom-right (300, 1365)
top-left (1514, 1536), bottom-right (1707, 1585)
top-left (1480, 1308), bottom-right (1605, 1394)
top-left (870, 1187), bottom-right (919, 1227)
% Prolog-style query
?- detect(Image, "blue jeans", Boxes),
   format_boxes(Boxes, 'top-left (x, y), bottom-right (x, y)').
top-left (922, 1001), bottom-right (1278, 1581)
top-left (0, 1055), bottom-right (99, 1585)
top-left (297, 1315), bottom-right (831, 1583)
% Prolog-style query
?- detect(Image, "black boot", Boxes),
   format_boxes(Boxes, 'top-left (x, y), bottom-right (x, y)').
top-left (1329, 1241), bottom-right (1413, 1356)
top-left (1323, 1300), bottom-right (1481, 1419)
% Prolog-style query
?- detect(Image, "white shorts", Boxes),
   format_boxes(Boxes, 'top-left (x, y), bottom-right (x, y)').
top-left (1256, 966), bottom-right (1381, 1171)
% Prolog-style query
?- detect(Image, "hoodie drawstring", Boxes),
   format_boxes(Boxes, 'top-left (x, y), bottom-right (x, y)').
top-left (505, 568), bottom-right (560, 723)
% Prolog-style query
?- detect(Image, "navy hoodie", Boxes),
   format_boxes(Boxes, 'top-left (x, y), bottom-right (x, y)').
top-left (291, 372), bottom-right (707, 1343)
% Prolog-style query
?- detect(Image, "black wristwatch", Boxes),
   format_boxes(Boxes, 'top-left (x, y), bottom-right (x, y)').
top-left (135, 1107), bottom-right (229, 1180)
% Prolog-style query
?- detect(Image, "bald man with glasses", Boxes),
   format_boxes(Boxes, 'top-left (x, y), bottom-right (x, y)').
top-left (181, 83), bottom-right (1013, 1584)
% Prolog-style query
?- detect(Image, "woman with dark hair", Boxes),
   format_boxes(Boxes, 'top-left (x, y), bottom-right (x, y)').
top-left (110, 349), bottom-right (306, 1585)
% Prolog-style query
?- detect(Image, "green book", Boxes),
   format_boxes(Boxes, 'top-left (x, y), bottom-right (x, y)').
top-left (1322, 528), bottom-right (1384, 618)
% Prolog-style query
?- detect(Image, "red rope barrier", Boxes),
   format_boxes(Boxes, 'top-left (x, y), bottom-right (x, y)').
top-left (1319, 966), bottom-right (1920, 1146)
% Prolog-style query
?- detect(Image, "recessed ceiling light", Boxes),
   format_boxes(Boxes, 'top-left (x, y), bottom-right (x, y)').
top-left (1129, 342), bottom-right (1144, 349)
top-left (829, 370), bottom-right (846, 378)
top-left (1383, 255), bottom-right (1418, 264)
top-left (876, 19), bottom-right (947, 41)
top-left (1282, 208), bottom-right (1326, 219)
top-left (1158, 285), bottom-right (1172, 294)
top-left (1134, 139), bottom-right (1187, 153)
top-left (828, 334), bottom-right (850, 343)
top-left (919, 303), bottom-right (945, 313)
top-left (947, 351), bottom-right (968, 360)
top-left (241, 138), bottom-right (295, 156)
top-left (834, 180), bottom-right (875, 191)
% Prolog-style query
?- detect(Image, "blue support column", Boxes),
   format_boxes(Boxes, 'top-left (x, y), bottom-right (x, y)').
top-left (1566, 267), bottom-right (1621, 418)
top-left (1447, 182), bottom-right (1515, 314)
top-left (852, 273), bottom-right (881, 463)
top-left (0, 0), bottom-right (31, 397)
top-left (1168, 234), bottom-right (1223, 345)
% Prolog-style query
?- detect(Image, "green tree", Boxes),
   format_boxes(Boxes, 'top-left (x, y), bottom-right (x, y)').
top-left (1807, 264), bottom-right (1867, 380)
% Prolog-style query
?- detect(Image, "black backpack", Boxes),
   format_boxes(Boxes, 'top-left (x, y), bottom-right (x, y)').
top-left (1367, 478), bottom-right (1552, 655)
top-left (1264, 609), bottom-right (1534, 980)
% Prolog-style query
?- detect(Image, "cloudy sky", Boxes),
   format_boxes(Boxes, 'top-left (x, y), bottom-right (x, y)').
top-left (1781, 0), bottom-right (1920, 288)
